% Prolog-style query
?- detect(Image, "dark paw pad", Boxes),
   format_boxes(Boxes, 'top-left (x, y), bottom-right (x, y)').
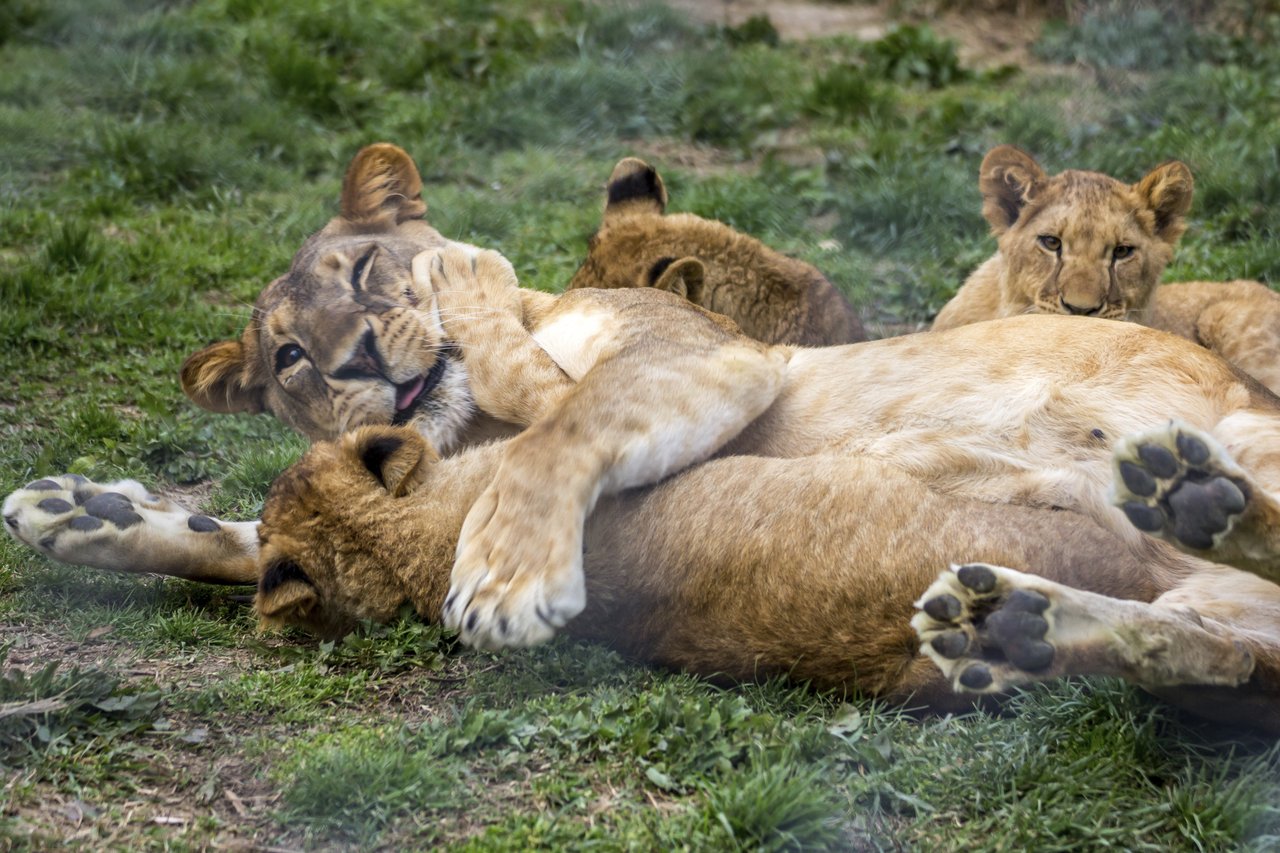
top-left (956, 564), bottom-right (996, 593)
top-left (1004, 589), bottom-right (1050, 614)
top-left (1176, 432), bottom-right (1210, 466)
top-left (1137, 443), bottom-right (1178, 478)
top-left (68, 515), bottom-right (104, 532)
top-left (1121, 502), bottom-right (1164, 532)
top-left (36, 498), bottom-right (74, 515)
top-left (83, 492), bottom-right (142, 529)
top-left (923, 593), bottom-right (962, 621)
top-left (1118, 461), bottom-right (1156, 497)
top-left (1167, 477), bottom-right (1247, 550)
top-left (187, 515), bottom-right (220, 533)
top-left (959, 664), bottom-right (993, 690)
top-left (930, 630), bottom-right (969, 658)
top-left (27, 479), bottom-right (61, 491)
top-left (984, 593), bottom-right (1054, 671)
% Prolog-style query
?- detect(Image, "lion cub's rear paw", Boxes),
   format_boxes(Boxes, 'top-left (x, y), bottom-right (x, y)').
top-left (441, 484), bottom-right (586, 650)
top-left (1112, 421), bottom-right (1249, 551)
top-left (3, 475), bottom-right (205, 572)
top-left (912, 563), bottom-right (1065, 694)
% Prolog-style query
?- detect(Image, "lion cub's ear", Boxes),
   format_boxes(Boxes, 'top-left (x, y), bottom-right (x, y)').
top-left (979, 145), bottom-right (1047, 234)
top-left (1134, 161), bottom-right (1194, 244)
top-left (256, 559), bottom-right (318, 628)
top-left (340, 143), bottom-right (428, 225)
top-left (180, 339), bottom-right (266, 415)
top-left (347, 426), bottom-right (436, 497)
top-left (603, 158), bottom-right (668, 222)
top-left (649, 256), bottom-right (706, 305)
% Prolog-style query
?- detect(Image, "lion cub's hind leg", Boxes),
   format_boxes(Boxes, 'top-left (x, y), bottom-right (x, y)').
top-left (3, 475), bottom-right (258, 584)
top-left (1112, 420), bottom-right (1280, 582)
top-left (912, 563), bottom-right (1254, 695)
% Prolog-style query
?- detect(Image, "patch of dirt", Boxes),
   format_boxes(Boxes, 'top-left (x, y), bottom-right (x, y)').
top-left (155, 479), bottom-right (218, 514)
top-left (665, 0), bottom-right (1052, 68)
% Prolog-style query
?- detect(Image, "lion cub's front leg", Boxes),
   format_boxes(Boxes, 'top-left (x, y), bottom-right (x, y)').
top-left (3, 476), bottom-right (259, 584)
top-left (420, 247), bottom-right (791, 649)
top-left (414, 249), bottom-right (573, 427)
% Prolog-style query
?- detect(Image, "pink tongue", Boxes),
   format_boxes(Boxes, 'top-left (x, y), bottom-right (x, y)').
top-left (396, 376), bottom-right (427, 411)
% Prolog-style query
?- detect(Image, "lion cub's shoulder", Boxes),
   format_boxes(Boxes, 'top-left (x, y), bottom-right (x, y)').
top-left (933, 144), bottom-right (1193, 330)
top-left (568, 158), bottom-right (865, 347)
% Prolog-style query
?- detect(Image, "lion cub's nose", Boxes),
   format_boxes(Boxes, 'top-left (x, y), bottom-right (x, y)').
top-left (1061, 297), bottom-right (1103, 316)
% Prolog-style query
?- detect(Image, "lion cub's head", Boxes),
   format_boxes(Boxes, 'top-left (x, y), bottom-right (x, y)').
top-left (568, 158), bottom-right (865, 346)
top-left (256, 425), bottom-right (448, 638)
top-left (981, 144), bottom-right (1194, 320)
top-left (180, 145), bottom-right (476, 452)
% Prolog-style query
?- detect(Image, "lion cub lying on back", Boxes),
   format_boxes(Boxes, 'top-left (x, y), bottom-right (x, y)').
top-left (933, 145), bottom-right (1280, 395)
top-left (568, 157), bottom-right (866, 346)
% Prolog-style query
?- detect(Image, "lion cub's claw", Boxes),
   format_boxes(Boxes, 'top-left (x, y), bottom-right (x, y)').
top-left (1112, 421), bottom-right (1249, 551)
top-left (912, 563), bottom-right (1058, 694)
top-left (442, 485), bottom-right (587, 650)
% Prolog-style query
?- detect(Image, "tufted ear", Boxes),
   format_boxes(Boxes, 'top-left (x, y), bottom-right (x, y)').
top-left (979, 145), bottom-right (1047, 235)
top-left (603, 157), bottom-right (668, 222)
top-left (340, 143), bottom-right (428, 225)
top-left (180, 338), bottom-right (266, 415)
top-left (649, 256), bottom-right (706, 305)
top-left (1133, 160), bottom-right (1194, 244)
top-left (256, 559), bottom-right (318, 628)
top-left (347, 426), bottom-right (436, 497)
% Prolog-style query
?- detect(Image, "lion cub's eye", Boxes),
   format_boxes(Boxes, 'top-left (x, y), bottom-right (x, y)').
top-left (276, 344), bottom-right (305, 372)
top-left (1037, 235), bottom-right (1062, 252)
top-left (1112, 245), bottom-right (1134, 260)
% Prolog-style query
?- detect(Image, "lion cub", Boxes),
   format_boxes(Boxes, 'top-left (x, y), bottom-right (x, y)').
top-left (934, 145), bottom-right (1280, 394)
top-left (255, 420), bottom-right (1280, 731)
top-left (568, 157), bottom-right (866, 346)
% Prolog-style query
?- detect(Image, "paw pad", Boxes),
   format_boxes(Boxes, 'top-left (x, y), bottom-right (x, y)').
top-left (1112, 421), bottom-right (1249, 552)
top-left (912, 563), bottom-right (1061, 695)
top-left (82, 492), bottom-right (142, 529)
top-left (187, 515), bottom-right (220, 533)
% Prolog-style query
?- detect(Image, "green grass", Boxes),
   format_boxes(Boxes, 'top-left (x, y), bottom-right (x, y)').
top-left (3, 0), bottom-right (1280, 848)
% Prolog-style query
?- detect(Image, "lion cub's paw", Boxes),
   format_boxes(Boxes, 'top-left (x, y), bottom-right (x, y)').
top-left (912, 563), bottom-right (1063, 694)
top-left (414, 245), bottom-right (521, 327)
top-left (442, 483), bottom-right (586, 650)
top-left (1112, 421), bottom-right (1249, 551)
top-left (3, 475), bottom-right (202, 572)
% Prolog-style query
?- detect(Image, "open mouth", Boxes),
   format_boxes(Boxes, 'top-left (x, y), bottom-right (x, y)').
top-left (391, 353), bottom-right (449, 425)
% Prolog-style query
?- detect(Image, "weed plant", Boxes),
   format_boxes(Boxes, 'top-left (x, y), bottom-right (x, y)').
top-left (2, 0), bottom-right (1279, 847)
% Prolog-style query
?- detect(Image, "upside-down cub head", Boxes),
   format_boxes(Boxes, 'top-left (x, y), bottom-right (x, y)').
top-left (569, 157), bottom-right (865, 346)
top-left (981, 144), bottom-right (1194, 320)
top-left (256, 425), bottom-right (438, 638)
top-left (180, 144), bottom-right (476, 452)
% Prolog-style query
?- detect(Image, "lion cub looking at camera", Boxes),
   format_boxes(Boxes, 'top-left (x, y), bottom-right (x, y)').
top-left (568, 157), bottom-right (866, 346)
top-left (934, 145), bottom-right (1280, 395)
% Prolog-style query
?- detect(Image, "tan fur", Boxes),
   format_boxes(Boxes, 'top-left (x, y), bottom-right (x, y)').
top-left (357, 242), bottom-right (1280, 667)
top-left (257, 424), bottom-right (1280, 731)
top-left (568, 157), bottom-right (866, 347)
top-left (934, 144), bottom-right (1280, 395)
top-left (13, 143), bottom-right (1280, 729)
